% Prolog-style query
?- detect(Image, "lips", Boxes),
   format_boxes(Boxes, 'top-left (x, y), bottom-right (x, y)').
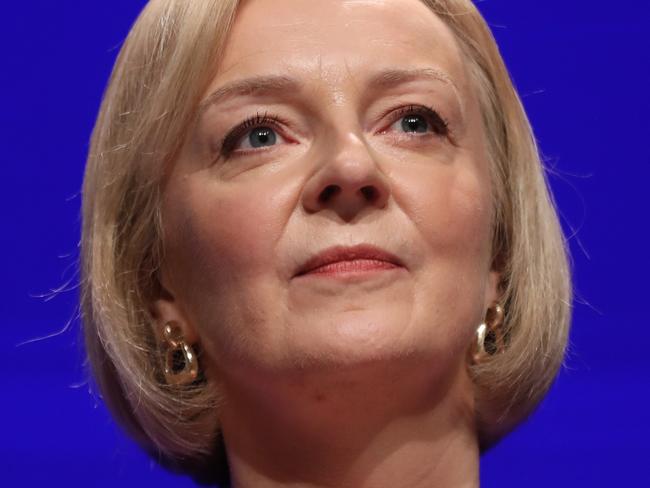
top-left (294, 244), bottom-right (405, 277)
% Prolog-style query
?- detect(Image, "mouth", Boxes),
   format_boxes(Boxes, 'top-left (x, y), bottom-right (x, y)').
top-left (294, 244), bottom-right (405, 278)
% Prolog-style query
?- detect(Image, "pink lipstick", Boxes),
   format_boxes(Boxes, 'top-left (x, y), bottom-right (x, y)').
top-left (295, 244), bottom-right (404, 278)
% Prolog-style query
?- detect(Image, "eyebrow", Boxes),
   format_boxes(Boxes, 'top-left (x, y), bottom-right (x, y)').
top-left (197, 75), bottom-right (301, 119)
top-left (368, 67), bottom-right (459, 93)
top-left (197, 67), bottom-right (462, 117)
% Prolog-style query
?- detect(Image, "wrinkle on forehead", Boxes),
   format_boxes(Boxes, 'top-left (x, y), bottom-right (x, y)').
top-left (209, 0), bottom-right (473, 117)
top-left (221, 0), bottom-right (464, 67)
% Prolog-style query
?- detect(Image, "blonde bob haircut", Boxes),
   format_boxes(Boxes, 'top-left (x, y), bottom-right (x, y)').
top-left (81, 0), bottom-right (572, 484)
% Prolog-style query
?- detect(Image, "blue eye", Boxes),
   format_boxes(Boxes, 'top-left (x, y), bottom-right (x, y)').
top-left (246, 127), bottom-right (277, 148)
top-left (400, 114), bottom-right (429, 134)
top-left (219, 112), bottom-right (287, 157)
top-left (390, 105), bottom-right (450, 138)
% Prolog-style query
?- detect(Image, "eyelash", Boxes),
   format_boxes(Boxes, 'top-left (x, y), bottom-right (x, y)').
top-left (217, 104), bottom-right (452, 159)
top-left (219, 111), bottom-right (291, 158)
top-left (386, 104), bottom-right (451, 138)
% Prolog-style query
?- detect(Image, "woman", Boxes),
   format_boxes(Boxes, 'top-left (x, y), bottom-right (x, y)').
top-left (81, 0), bottom-right (571, 486)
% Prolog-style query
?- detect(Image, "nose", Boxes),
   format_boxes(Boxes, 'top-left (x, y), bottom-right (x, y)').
top-left (301, 131), bottom-right (391, 222)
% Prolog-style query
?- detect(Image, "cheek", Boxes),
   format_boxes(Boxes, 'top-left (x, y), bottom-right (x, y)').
top-left (168, 178), bottom-right (288, 284)
top-left (161, 174), bottom-right (296, 358)
top-left (199, 191), bottom-right (274, 271)
top-left (161, 174), bottom-right (291, 338)
top-left (396, 159), bottom-right (494, 347)
top-left (405, 165), bottom-right (493, 260)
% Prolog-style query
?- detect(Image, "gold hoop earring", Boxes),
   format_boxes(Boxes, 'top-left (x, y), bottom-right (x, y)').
top-left (161, 321), bottom-right (199, 386)
top-left (472, 302), bottom-right (505, 364)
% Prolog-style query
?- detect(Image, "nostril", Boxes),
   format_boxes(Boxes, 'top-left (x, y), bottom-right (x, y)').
top-left (319, 185), bottom-right (340, 203)
top-left (360, 186), bottom-right (377, 201)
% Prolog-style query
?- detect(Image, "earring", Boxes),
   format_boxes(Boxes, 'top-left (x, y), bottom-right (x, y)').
top-left (161, 321), bottom-right (199, 386)
top-left (472, 302), bottom-right (506, 364)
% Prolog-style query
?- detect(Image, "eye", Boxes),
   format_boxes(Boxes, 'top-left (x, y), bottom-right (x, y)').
top-left (400, 114), bottom-right (428, 133)
top-left (241, 127), bottom-right (278, 149)
top-left (386, 104), bottom-right (451, 138)
top-left (218, 112), bottom-right (290, 158)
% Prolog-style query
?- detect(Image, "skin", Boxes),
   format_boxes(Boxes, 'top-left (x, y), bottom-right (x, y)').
top-left (154, 0), bottom-right (500, 486)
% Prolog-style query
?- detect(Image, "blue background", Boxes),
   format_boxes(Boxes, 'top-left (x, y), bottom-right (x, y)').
top-left (2, 1), bottom-right (649, 486)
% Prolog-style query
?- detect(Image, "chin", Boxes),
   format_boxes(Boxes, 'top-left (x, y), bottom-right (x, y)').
top-left (277, 311), bottom-right (438, 371)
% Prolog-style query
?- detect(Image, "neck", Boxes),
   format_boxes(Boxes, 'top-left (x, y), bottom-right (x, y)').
top-left (217, 358), bottom-right (480, 488)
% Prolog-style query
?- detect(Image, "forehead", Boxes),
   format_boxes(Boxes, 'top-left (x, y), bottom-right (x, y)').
top-left (214, 0), bottom-right (469, 96)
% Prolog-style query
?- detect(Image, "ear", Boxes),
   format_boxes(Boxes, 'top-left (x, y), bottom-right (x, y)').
top-left (150, 285), bottom-right (200, 346)
top-left (483, 270), bottom-right (502, 309)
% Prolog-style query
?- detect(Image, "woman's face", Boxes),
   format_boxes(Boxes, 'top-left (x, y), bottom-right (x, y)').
top-left (158, 0), bottom-right (499, 385)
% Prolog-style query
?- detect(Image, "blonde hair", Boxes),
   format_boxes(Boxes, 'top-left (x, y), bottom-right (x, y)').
top-left (81, 0), bottom-right (572, 483)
